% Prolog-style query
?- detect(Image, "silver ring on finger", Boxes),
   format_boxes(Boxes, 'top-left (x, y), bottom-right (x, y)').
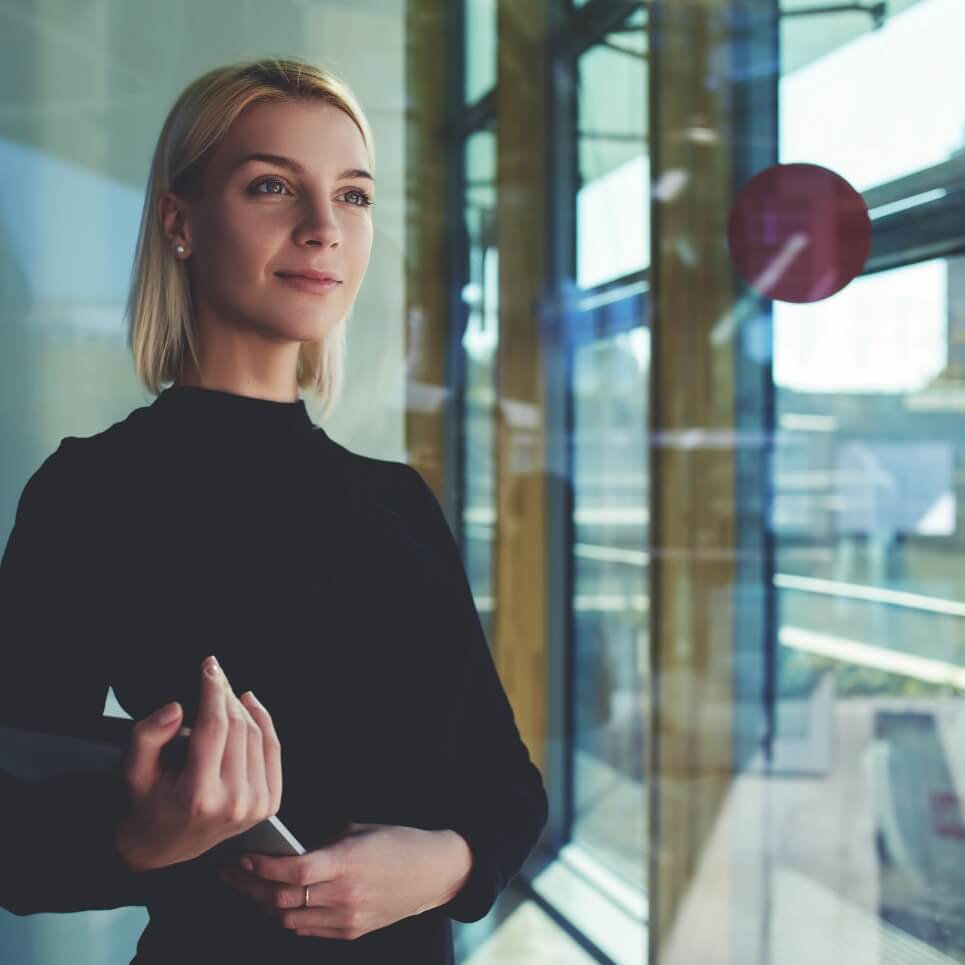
top-left (304, 884), bottom-right (310, 907)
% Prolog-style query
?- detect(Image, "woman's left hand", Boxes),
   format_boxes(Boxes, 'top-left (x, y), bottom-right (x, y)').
top-left (218, 822), bottom-right (473, 940)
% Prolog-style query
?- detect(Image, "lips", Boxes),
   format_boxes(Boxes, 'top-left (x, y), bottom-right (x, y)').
top-left (275, 272), bottom-right (342, 295)
top-left (275, 271), bottom-right (341, 283)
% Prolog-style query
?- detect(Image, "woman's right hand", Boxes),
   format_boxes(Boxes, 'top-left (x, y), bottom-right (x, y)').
top-left (114, 655), bottom-right (282, 872)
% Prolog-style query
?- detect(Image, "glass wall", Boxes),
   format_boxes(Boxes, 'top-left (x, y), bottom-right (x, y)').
top-left (529, 0), bottom-right (965, 963)
top-left (570, 5), bottom-right (649, 901)
top-left (461, 122), bottom-right (499, 647)
top-left (769, 0), bottom-right (965, 957)
top-left (571, 325), bottom-right (649, 893)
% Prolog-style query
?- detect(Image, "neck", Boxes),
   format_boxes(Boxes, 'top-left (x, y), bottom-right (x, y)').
top-left (174, 374), bottom-right (300, 404)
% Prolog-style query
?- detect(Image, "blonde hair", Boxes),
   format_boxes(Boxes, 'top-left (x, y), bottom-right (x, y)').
top-left (126, 56), bottom-right (375, 423)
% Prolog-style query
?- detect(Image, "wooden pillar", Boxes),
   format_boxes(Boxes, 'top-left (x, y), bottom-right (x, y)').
top-left (404, 0), bottom-right (452, 497)
top-left (648, 2), bottom-right (742, 962)
top-left (492, 0), bottom-right (549, 774)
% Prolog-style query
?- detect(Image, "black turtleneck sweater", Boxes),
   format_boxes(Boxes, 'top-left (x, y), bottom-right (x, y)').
top-left (0, 385), bottom-right (548, 963)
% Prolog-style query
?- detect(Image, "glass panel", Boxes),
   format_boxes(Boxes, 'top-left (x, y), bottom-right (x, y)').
top-left (567, 10), bottom-right (650, 921)
top-left (484, 0), bottom-right (965, 958)
top-left (781, 0), bottom-right (965, 190)
top-left (763, 4), bottom-right (965, 959)
top-left (572, 325), bottom-right (650, 892)
top-left (576, 12), bottom-right (648, 290)
top-left (772, 254), bottom-right (965, 955)
top-left (465, 0), bottom-right (497, 104)
top-left (462, 123), bottom-right (499, 647)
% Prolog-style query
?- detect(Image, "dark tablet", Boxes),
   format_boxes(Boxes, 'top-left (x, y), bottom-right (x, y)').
top-left (0, 718), bottom-right (305, 857)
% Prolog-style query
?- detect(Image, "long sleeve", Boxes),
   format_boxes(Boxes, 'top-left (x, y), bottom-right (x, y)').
top-left (0, 759), bottom-right (159, 916)
top-left (397, 465), bottom-right (549, 924)
top-left (0, 438), bottom-right (174, 915)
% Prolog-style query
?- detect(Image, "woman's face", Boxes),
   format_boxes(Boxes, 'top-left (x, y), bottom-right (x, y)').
top-left (162, 99), bottom-right (374, 348)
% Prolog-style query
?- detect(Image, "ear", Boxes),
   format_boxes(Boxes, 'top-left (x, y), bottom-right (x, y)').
top-left (157, 191), bottom-right (193, 250)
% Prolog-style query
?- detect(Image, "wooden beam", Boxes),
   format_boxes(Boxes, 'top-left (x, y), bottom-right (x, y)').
top-left (494, 0), bottom-right (549, 775)
top-left (405, 0), bottom-right (452, 497)
top-left (649, 3), bottom-right (740, 961)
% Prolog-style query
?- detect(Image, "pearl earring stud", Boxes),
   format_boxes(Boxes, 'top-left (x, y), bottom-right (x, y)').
top-left (175, 244), bottom-right (185, 256)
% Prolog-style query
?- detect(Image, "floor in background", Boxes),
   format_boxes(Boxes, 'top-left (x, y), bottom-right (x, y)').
top-left (461, 902), bottom-right (598, 964)
top-left (455, 882), bottom-right (601, 964)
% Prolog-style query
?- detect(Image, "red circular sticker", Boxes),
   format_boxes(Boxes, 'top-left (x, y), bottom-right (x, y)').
top-left (727, 162), bottom-right (871, 303)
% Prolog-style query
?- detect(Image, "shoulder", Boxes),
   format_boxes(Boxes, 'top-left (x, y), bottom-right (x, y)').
top-left (323, 438), bottom-right (457, 553)
top-left (18, 435), bottom-right (90, 516)
top-left (324, 438), bottom-right (443, 520)
top-left (18, 405), bottom-right (151, 521)
top-left (8, 436), bottom-right (93, 549)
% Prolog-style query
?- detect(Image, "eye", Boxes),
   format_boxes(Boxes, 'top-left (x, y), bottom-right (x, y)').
top-left (247, 177), bottom-right (374, 208)
top-left (343, 188), bottom-right (374, 208)
top-left (249, 177), bottom-right (292, 196)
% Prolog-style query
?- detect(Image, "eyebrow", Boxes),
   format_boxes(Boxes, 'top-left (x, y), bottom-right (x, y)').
top-left (232, 152), bottom-right (375, 185)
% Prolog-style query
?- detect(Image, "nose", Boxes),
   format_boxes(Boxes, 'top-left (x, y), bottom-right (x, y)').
top-left (294, 196), bottom-right (340, 248)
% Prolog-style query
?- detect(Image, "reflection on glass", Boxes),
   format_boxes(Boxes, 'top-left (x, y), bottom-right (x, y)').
top-left (759, 5), bottom-right (965, 957)
top-left (572, 326), bottom-right (649, 892)
top-left (576, 8), bottom-right (648, 290)
top-left (465, 0), bottom-right (497, 105)
top-left (462, 124), bottom-right (499, 646)
top-left (772, 252), bottom-right (965, 958)
top-left (781, 0), bottom-right (965, 191)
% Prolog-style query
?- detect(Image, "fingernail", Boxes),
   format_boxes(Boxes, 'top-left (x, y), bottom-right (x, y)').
top-left (240, 856), bottom-right (254, 872)
top-left (155, 702), bottom-right (180, 725)
top-left (204, 655), bottom-right (220, 677)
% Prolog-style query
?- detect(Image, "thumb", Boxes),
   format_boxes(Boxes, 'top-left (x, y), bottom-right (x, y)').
top-left (126, 702), bottom-right (183, 789)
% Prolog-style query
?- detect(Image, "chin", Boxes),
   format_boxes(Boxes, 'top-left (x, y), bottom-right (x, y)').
top-left (268, 315), bottom-right (340, 343)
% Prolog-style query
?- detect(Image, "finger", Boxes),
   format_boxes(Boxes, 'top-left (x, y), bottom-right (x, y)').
top-left (293, 922), bottom-right (356, 940)
top-left (220, 673), bottom-right (249, 793)
top-left (284, 909), bottom-right (359, 940)
top-left (344, 823), bottom-right (379, 836)
top-left (222, 868), bottom-right (310, 912)
top-left (183, 656), bottom-right (229, 789)
top-left (238, 694), bottom-right (267, 815)
top-left (125, 702), bottom-right (184, 792)
top-left (243, 850), bottom-right (338, 886)
top-left (222, 872), bottom-right (315, 929)
top-left (240, 691), bottom-right (282, 815)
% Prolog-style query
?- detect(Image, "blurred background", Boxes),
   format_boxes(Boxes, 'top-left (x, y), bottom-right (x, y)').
top-left (1, 0), bottom-right (964, 962)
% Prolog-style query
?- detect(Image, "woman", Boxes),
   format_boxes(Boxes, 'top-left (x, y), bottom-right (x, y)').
top-left (0, 55), bottom-right (548, 963)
